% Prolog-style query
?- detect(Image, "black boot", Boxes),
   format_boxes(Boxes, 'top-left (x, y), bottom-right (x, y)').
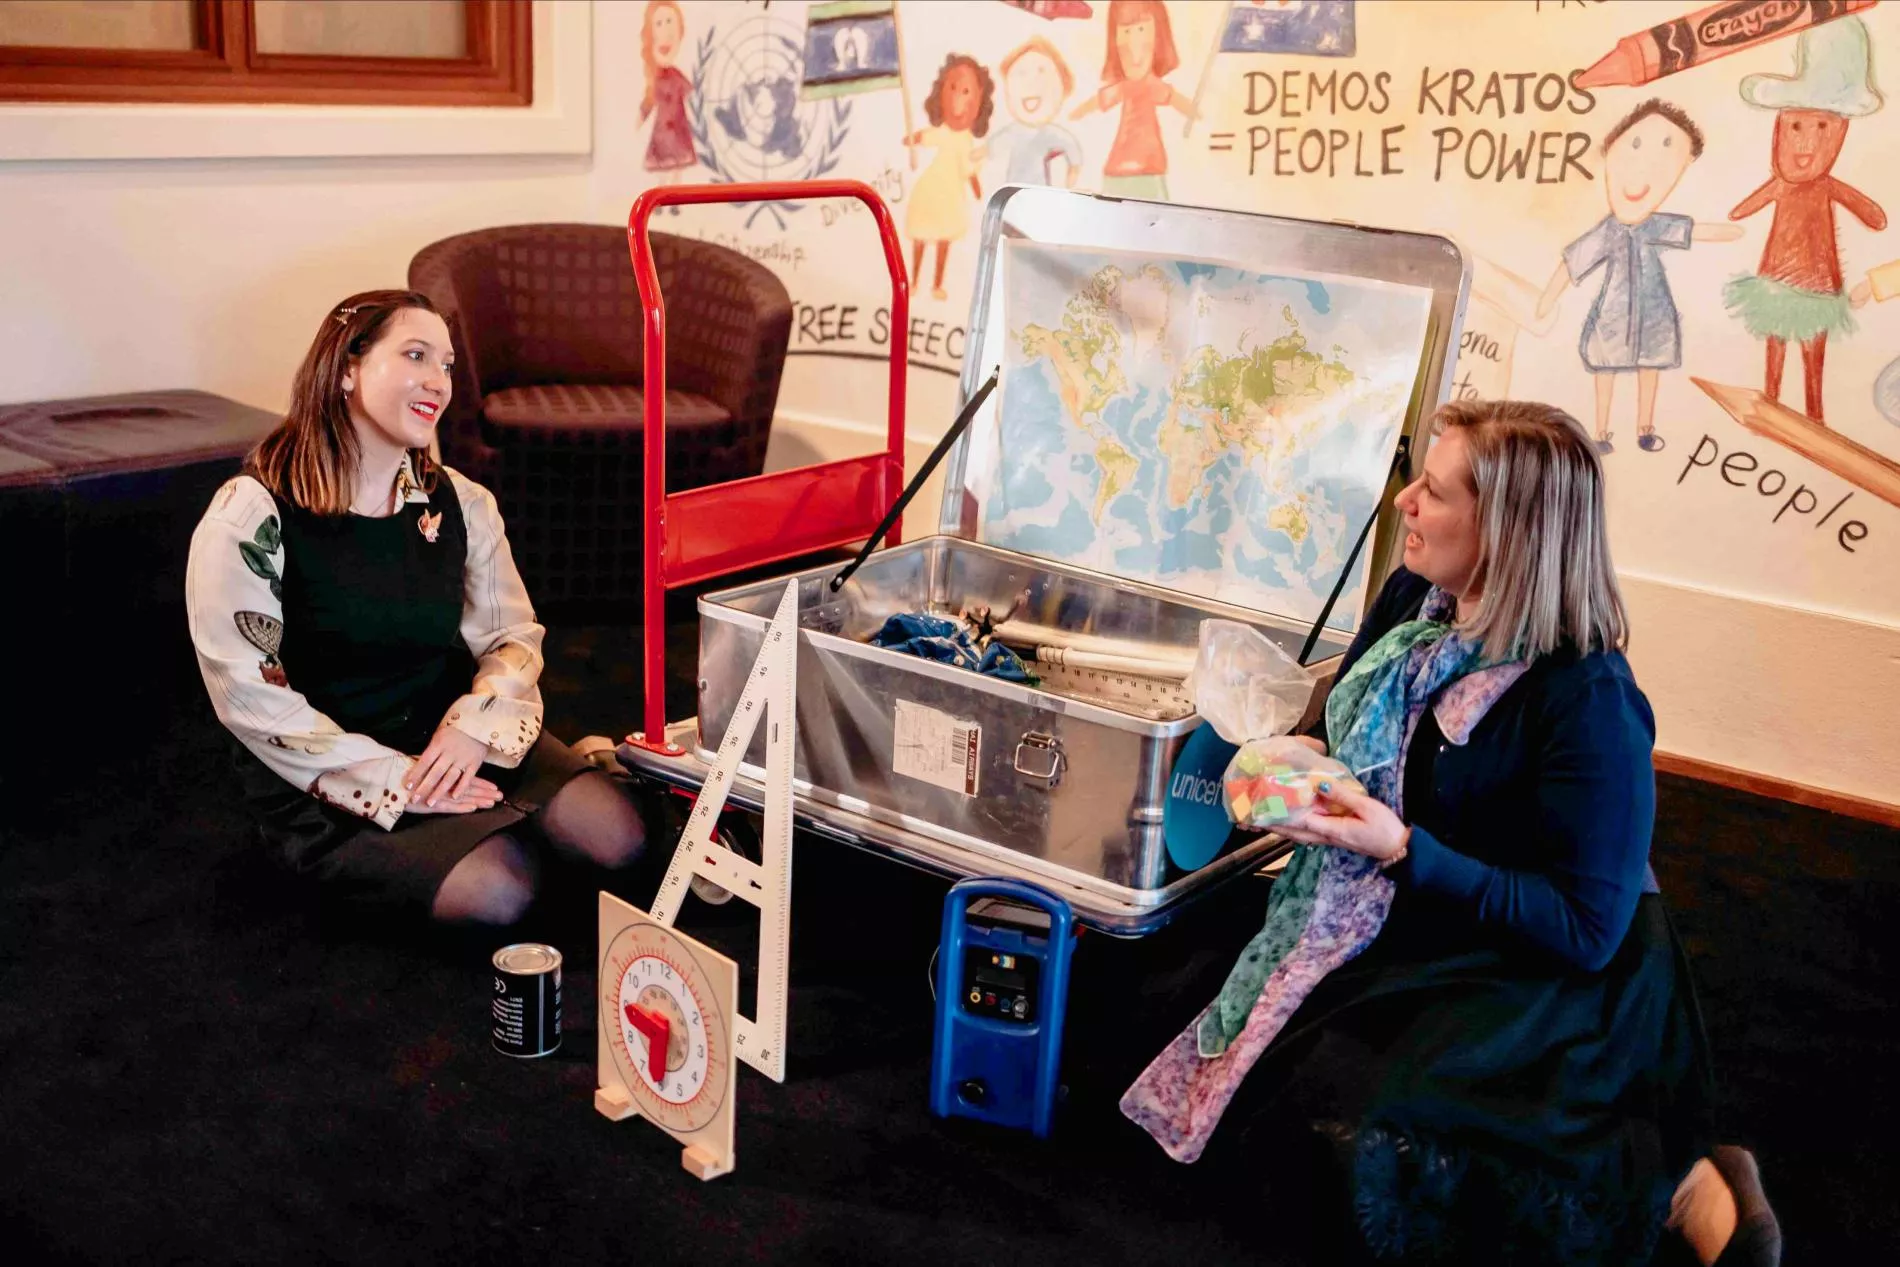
top-left (1708, 1146), bottom-right (1782, 1267)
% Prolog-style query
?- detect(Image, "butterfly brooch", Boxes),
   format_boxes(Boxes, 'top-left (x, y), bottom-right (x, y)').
top-left (418, 509), bottom-right (442, 543)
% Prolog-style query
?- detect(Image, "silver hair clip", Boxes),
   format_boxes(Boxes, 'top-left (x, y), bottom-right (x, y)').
top-left (331, 304), bottom-right (362, 325)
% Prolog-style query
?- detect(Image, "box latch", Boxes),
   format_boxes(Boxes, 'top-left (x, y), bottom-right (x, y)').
top-left (1013, 732), bottom-right (1065, 788)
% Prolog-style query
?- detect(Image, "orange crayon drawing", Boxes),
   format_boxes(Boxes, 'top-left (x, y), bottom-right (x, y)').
top-left (1693, 377), bottom-right (1900, 511)
top-left (1576, 0), bottom-right (1879, 91)
top-left (1721, 16), bottom-right (1887, 424)
top-left (1071, 0), bottom-right (1196, 201)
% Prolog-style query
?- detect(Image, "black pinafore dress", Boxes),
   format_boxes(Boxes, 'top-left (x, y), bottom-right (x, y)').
top-left (231, 482), bottom-right (585, 910)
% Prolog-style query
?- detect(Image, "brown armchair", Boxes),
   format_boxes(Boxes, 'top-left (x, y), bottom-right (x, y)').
top-left (408, 223), bottom-right (792, 609)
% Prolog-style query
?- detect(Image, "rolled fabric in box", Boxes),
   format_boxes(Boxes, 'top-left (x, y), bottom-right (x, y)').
top-left (866, 612), bottom-right (1038, 683)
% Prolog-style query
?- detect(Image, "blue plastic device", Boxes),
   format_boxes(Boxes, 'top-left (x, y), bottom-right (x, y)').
top-left (929, 878), bottom-right (1075, 1139)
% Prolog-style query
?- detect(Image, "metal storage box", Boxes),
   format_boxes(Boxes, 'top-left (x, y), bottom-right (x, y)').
top-left (666, 187), bottom-right (1469, 932)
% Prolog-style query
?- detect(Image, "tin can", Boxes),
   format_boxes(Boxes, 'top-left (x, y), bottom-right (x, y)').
top-left (492, 943), bottom-right (562, 1058)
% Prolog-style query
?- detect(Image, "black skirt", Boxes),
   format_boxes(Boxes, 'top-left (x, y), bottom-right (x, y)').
top-left (1090, 890), bottom-right (1713, 1265)
top-left (234, 731), bottom-right (589, 912)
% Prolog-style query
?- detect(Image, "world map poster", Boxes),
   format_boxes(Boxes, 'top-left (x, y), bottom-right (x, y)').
top-left (979, 241), bottom-right (1436, 627)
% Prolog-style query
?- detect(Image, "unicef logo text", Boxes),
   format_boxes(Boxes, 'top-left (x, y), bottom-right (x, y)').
top-left (1170, 772), bottom-right (1225, 807)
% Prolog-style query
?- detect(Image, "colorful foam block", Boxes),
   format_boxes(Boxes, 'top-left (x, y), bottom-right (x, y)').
top-left (1226, 768), bottom-right (1365, 829)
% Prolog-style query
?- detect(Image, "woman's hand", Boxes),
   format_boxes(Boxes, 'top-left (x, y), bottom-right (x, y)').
top-left (1285, 735), bottom-right (1327, 755)
top-left (408, 726), bottom-right (492, 807)
top-left (405, 778), bottom-right (504, 815)
top-left (1273, 784), bottom-right (1410, 866)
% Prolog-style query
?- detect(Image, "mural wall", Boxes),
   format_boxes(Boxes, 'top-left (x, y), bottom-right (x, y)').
top-left (618, 0), bottom-right (1900, 630)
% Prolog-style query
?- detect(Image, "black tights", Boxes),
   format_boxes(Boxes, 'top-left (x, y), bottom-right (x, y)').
top-left (430, 771), bottom-right (647, 925)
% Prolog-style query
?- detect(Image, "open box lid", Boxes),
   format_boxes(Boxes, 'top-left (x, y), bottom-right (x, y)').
top-left (937, 186), bottom-right (1471, 651)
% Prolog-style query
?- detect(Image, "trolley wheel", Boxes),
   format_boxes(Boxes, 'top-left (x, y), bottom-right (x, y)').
top-left (690, 815), bottom-right (762, 907)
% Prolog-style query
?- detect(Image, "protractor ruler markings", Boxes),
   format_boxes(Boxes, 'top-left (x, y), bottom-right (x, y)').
top-left (649, 579), bottom-right (799, 1084)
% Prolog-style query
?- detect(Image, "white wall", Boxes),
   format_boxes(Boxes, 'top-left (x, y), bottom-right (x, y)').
top-left (0, 0), bottom-right (596, 409)
top-left (1622, 576), bottom-right (1899, 802)
top-left (0, 152), bottom-right (590, 409)
top-left (1, 0), bottom-right (1894, 810)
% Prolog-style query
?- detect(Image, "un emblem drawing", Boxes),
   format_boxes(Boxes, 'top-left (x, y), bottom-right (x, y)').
top-left (690, 14), bottom-right (851, 228)
top-left (1876, 356), bottom-right (1900, 429)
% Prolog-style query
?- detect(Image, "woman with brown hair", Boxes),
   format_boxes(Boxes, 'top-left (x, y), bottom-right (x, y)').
top-left (186, 291), bottom-right (649, 925)
top-left (1115, 400), bottom-right (1778, 1265)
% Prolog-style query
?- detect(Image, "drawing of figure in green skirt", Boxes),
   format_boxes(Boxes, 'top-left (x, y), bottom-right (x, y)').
top-left (1724, 17), bottom-right (1887, 424)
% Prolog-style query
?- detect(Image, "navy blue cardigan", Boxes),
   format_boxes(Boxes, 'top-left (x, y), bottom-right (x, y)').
top-left (1313, 568), bottom-right (1658, 972)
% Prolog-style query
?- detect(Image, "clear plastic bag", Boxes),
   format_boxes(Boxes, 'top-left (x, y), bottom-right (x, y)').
top-left (1185, 621), bottom-right (1351, 831)
top-left (1220, 736), bottom-right (1364, 831)
top-left (1186, 619), bottom-right (1317, 746)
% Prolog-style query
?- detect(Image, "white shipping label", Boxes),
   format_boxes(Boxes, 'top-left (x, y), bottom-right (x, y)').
top-left (891, 699), bottom-right (980, 797)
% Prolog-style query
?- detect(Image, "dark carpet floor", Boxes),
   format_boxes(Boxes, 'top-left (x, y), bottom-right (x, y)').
top-left (4, 600), bottom-right (1895, 1265)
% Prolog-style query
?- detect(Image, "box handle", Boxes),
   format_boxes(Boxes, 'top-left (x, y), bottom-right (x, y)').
top-left (1013, 732), bottom-right (1065, 788)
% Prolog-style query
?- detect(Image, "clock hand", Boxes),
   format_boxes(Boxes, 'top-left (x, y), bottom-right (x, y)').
top-left (625, 1003), bottom-right (671, 1085)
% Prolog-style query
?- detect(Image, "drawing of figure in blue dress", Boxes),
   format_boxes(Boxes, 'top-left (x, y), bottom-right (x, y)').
top-left (1539, 100), bottom-right (1743, 455)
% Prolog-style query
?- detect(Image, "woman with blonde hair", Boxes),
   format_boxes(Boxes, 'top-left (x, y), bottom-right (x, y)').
top-left (187, 291), bottom-right (649, 925)
top-left (1115, 400), bottom-right (1779, 1265)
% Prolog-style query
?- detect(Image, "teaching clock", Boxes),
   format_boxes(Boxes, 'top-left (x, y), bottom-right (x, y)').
top-left (596, 893), bottom-right (739, 1178)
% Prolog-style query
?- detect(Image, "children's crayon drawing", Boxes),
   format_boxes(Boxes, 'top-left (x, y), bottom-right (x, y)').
top-left (905, 54), bottom-right (997, 301)
top-left (640, 0), bottom-right (698, 192)
top-left (625, 0), bottom-right (1900, 623)
top-left (989, 36), bottom-right (1084, 187)
top-left (1070, 0), bottom-right (1195, 200)
top-left (1849, 258), bottom-right (1900, 429)
top-left (1217, 1), bottom-right (1355, 58)
top-left (802, 1), bottom-right (903, 98)
top-left (1724, 16), bottom-right (1887, 424)
top-left (1539, 100), bottom-right (1743, 454)
top-left (1575, 0), bottom-right (1878, 91)
top-left (1000, 0), bottom-right (1095, 19)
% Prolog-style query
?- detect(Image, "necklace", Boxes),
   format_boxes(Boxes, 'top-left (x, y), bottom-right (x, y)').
top-left (352, 480), bottom-right (398, 518)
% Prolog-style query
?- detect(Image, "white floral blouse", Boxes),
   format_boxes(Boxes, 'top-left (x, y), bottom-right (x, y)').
top-left (186, 460), bottom-right (545, 831)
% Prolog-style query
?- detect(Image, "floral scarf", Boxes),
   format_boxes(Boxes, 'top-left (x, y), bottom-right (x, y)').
top-left (1121, 586), bottom-right (1530, 1163)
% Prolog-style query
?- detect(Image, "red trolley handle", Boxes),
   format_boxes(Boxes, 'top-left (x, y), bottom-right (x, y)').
top-left (626, 180), bottom-right (910, 755)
